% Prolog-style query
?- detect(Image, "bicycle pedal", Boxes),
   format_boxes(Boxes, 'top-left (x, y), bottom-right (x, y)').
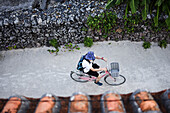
top-left (114, 78), bottom-right (116, 82)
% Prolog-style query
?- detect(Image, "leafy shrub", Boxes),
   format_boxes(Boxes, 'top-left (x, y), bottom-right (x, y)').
top-left (123, 14), bottom-right (142, 33)
top-left (6, 44), bottom-right (17, 50)
top-left (141, 36), bottom-right (145, 40)
top-left (81, 27), bottom-right (88, 32)
top-left (48, 39), bottom-right (60, 54)
top-left (103, 35), bottom-right (108, 38)
top-left (143, 41), bottom-right (151, 49)
top-left (158, 40), bottom-right (167, 48)
top-left (63, 43), bottom-right (80, 51)
top-left (84, 37), bottom-right (93, 47)
top-left (87, 11), bottom-right (117, 33)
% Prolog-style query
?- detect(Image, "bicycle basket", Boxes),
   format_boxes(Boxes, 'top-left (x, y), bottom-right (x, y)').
top-left (110, 62), bottom-right (119, 77)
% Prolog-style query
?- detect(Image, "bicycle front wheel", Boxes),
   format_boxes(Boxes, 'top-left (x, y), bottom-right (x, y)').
top-left (70, 71), bottom-right (89, 83)
top-left (104, 74), bottom-right (126, 86)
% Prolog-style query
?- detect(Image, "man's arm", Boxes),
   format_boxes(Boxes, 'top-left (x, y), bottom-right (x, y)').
top-left (95, 56), bottom-right (107, 62)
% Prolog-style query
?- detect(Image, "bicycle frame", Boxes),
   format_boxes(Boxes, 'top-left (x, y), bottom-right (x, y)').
top-left (79, 69), bottom-right (111, 81)
top-left (70, 62), bottom-right (126, 85)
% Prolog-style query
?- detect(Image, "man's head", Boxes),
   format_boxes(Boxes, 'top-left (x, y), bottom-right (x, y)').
top-left (85, 51), bottom-right (95, 61)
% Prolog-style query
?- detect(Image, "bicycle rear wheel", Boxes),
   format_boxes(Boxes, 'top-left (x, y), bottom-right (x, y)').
top-left (70, 71), bottom-right (89, 83)
top-left (104, 74), bottom-right (126, 86)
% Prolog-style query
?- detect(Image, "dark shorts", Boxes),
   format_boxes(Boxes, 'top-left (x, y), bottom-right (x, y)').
top-left (86, 63), bottom-right (100, 77)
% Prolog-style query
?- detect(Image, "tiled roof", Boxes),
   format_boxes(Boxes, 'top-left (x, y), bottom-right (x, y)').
top-left (0, 89), bottom-right (169, 113)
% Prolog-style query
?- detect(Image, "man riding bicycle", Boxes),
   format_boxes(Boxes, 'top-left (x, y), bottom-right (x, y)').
top-left (81, 51), bottom-right (107, 86)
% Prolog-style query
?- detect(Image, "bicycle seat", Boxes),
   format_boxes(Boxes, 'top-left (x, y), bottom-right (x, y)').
top-left (110, 62), bottom-right (119, 77)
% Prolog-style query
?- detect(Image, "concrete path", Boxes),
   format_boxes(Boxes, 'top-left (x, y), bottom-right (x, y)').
top-left (0, 41), bottom-right (170, 98)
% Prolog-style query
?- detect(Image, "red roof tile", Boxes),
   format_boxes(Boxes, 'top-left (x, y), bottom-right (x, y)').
top-left (0, 89), bottom-right (169, 113)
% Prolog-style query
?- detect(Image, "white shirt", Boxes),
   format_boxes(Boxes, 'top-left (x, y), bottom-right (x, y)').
top-left (82, 54), bottom-right (96, 73)
top-left (82, 59), bottom-right (93, 73)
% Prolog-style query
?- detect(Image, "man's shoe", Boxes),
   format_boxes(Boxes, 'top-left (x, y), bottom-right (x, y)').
top-left (94, 81), bottom-right (103, 86)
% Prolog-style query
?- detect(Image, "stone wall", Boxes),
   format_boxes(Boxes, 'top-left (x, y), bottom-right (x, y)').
top-left (0, 0), bottom-right (169, 51)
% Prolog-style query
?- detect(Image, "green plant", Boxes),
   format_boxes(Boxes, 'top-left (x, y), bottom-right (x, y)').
top-left (63, 43), bottom-right (80, 51)
top-left (106, 0), bottom-right (139, 19)
top-left (123, 14), bottom-right (141, 33)
top-left (84, 37), bottom-right (93, 47)
top-left (141, 36), bottom-right (145, 40)
top-left (143, 41), bottom-right (151, 49)
top-left (106, 0), bottom-right (170, 29)
top-left (87, 11), bottom-right (117, 34)
top-left (141, 0), bottom-right (150, 21)
top-left (47, 39), bottom-right (60, 54)
top-left (151, 0), bottom-right (170, 28)
top-left (103, 35), bottom-right (108, 38)
top-left (165, 16), bottom-right (170, 30)
top-left (115, 38), bottom-right (119, 42)
top-left (151, 20), bottom-right (166, 32)
top-left (158, 40), bottom-right (167, 48)
top-left (81, 27), bottom-right (88, 32)
top-left (6, 44), bottom-right (17, 50)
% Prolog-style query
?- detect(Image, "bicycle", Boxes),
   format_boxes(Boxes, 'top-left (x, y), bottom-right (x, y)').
top-left (70, 62), bottom-right (126, 86)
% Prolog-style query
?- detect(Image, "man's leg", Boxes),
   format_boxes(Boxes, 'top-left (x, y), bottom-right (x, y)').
top-left (87, 69), bottom-right (103, 86)
top-left (87, 70), bottom-right (100, 82)
top-left (95, 74), bottom-right (102, 83)
top-left (92, 63), bottom-right (102, 83)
